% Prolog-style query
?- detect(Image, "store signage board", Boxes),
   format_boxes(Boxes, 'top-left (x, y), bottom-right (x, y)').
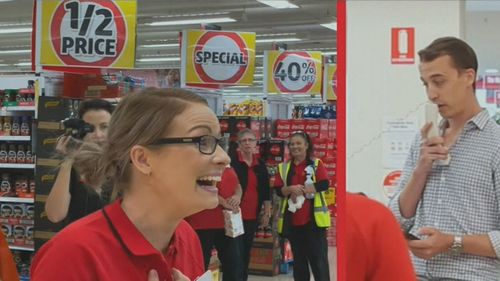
top-left (391, 27), bottom-right (415, 64)
top-left (383, 170), bottom-right (402, 200)
top-left (181, 29), bottom-right (256, 86)
top-left (323, 64), bottom-right (337, 101)
top-left (263, 51), bottom-right (322, 95)
top-left (39, 0), bottom-right (137, 69)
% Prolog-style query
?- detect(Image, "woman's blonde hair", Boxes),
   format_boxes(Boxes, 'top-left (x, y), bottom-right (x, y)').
top-left (72, 88), bottom-right (207, 197)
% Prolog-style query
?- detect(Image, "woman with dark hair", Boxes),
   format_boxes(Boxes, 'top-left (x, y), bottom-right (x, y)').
top-left (45, 99), bottom-right (113, 225)
top-left (32, 88), bottom-right (230, 281)
top-left (273, 131), bottom-right (331, 281)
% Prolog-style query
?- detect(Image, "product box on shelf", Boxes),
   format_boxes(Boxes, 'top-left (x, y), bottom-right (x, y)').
top-left (290, 119), bottom-right (307, 132)
top-left (248, 247), bottom-right (281, 276)
top-left (1, 223), bottom-right (13, 243)
top-left (265, 139), bottom-right (289, 165)
top-left (218, 116), bottom-right (231, 136)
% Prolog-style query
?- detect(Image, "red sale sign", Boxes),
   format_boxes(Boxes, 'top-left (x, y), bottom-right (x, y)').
top-left (391, 27), bottom-right (415, 64)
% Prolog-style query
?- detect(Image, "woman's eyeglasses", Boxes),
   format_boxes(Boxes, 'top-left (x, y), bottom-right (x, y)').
top-left (149, 135), bottom-right (225, 155)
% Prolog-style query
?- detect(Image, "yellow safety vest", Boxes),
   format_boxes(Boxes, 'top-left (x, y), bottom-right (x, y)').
top-left (277, 159), bottom-right (331, 234)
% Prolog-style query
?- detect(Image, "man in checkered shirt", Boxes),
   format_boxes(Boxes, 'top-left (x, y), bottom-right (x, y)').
top-left (389, 37), bottom-right (500, 281)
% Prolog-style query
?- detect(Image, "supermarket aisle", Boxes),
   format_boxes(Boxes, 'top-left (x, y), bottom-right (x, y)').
top-left (248, 246), bottom-right (337, 281)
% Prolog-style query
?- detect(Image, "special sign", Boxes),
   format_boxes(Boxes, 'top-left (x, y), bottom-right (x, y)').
top-left (323, 64), bottom-right (337, 100)
top-left (40, 0), bottom-right (137, 68)
top-left (264, 51), bottom-right (322, 94)
top-left (182, 30), bottom-right (256, 85)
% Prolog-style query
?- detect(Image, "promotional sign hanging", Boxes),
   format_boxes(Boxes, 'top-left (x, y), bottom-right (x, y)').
top-left (383, 170), bottom-right (402, 199)
top-left (391, 27), bottom-right (415, 64)
top-left (39, 0), bottom-right (137, 69)
top-left (181, 29), bottom-right (256, 86)
top-left (323, 64), bottom-right (337, 101)
top-left (264, 51), bottom-right (322, 95)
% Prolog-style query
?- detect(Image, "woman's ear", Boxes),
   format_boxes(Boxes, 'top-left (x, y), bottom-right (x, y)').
top-left (129, 145), bottom-right (152, 176)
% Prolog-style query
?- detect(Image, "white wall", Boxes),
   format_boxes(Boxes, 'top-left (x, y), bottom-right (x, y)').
top-left (346, 0), bottom-right (464, 202)
top-left (465, 11), bottom-right (500, 75)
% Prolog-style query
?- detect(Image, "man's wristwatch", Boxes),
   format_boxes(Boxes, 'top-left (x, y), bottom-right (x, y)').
top-left (450, 235), bottom-right (463, 255)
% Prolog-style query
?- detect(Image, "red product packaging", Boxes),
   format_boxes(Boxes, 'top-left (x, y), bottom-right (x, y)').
top-left (313, 149), bottom-right (328, 159)
top-left (218, 116), bottom-right (231, 136)
top-left (275, 119), bottom-right (291, 131)
top-left (307, 129), bottom-right (329, 139)
top-left (265, 139), bottom-right (288, 165)
top-left (305, 119), bottom-right (329, 132)
top-left (312, 138), bottom-right (328, 150)
top-left (290, 120), bottom-right (306, 132)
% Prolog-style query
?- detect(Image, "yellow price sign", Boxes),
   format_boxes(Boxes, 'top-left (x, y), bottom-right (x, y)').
top-left (40, 0), bottom-right (137, 68)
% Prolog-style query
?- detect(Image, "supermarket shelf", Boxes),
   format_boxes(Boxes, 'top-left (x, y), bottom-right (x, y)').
top-left (8, 245), bottom-right (34, 252)
top-left (1, 106), bottom-right (36, 112)
top-left (0, 197), bottom-right (34, 203)
top-left (0, 163), bottom-right (35, 169)
top-left (0, 136), bottom-right (30, 141)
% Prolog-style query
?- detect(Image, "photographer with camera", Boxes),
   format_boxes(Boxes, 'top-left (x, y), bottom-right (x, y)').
top-left (45, 99), bottom-right (113, 224)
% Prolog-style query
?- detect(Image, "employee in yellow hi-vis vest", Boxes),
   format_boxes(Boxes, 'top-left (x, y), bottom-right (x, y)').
top-left (273, 131), bottom-right (331, 281)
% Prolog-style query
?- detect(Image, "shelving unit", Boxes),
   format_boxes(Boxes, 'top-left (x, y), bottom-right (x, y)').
top-left (0, 136), bottom-right (31, 141)
top-left (8, 245), bottom-right (34, 252)
top-left (0, 197), bottom-right (34, 203)
top-left (0, 163), bottom-right (35, 169)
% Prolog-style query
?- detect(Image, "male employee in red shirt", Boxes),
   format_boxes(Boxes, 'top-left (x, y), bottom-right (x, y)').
top-left (185, 166), bottom-right (242, 281)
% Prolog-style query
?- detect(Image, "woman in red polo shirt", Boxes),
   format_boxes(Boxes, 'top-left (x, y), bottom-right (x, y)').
top-left (231, 128), bottom-right (271, 281)
top-left (30, 88), bottom-right (230, 281)
top-left (273, 131), bottom-right (331, 281)
top-left (185, 165), bottom-right (242, 281)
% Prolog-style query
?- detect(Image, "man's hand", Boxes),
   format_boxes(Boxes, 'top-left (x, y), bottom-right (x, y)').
top-left (408, 227), bottom-right (453, 260)
top-left (416, 123), bottom-right (449, 175)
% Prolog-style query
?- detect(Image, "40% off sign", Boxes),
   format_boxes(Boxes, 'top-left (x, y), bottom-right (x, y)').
top-left (271, 51), bottom-right (322, 94)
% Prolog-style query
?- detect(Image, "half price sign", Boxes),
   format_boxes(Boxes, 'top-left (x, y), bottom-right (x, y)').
top-left (40, 0), bottom-right (137, 69)
top-left (264, 51), bottom-right (322, 94)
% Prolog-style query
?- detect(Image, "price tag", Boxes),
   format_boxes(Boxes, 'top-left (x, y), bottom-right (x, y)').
top-left (40, 0), bottom-right (137, 68)
top-left (264, 51), bottom-right (322, 94)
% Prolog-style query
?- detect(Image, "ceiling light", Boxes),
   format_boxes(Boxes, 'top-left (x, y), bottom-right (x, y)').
top-left (256, 38), bottom-right (301, 43)
top-left (0, 0), bottom-right (14, 2)
top-left (137, 57), bottom-right (180, 62)
top-left (224, 89), bottom-right (241, 93)
top-left (140, 43), bottom-right (179, 48)
top-left (0, 49), bottom-right (31, 54)
top-left (320, 22), bottom-right (337, 31)
top-left (0, 64), bottom-right (7, 67)
top-left (256, 0), bottom-right (299, 9)
top-left (147, 17), bottom-right (236, 26)
top-left (0, 27), bottom-right (32, 34)
top-left (14, 62), bottom-right (31, 66)
top-left (323, 51), bottom-right (337, 55)
top-left (254, 73), bottom-right (264, 77)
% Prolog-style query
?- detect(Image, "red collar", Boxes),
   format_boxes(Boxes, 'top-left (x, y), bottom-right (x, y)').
top-left (103, 200), bottom-right (178, 257)
top-left (237, 151), bottom-right (258, 168)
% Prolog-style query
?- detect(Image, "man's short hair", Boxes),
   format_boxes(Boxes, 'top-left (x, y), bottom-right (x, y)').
top-left (418, 37), bottom-right (478, 74)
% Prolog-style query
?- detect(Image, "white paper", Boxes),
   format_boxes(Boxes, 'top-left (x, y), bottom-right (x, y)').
top-left (223, 209), bottom-right (245, 238)
top-left (195, 270), bottom-right (212, 281)
top-left (382, 117), bottom-right (418, 169)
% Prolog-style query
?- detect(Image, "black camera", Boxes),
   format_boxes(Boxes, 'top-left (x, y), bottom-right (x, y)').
top-left (62, 118), bottom-right (95, 140)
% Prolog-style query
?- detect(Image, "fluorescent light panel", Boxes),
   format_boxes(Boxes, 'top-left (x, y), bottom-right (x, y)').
top-left (320, 22), bottom-right (337, 31)
top-left (0, 27), bottom-right (32, 34)
top-left (257, 0), bottom-right (299, 9)
top-left (148, 17), bottom-right (236, 26)
top-left (137, 57), bottom-right (180, 62)
top-left (15, 62), bottom-right (31, 66)
top-left (0, 49), bottom-right (31, 54)
top-left (140, 43), bottom-right (179, 48)
top-left (323, 51), bottom-right (337, 55)
top-left (256, 37), bottom-right (301, 43)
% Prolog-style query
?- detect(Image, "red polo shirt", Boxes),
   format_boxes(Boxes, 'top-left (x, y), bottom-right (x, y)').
top-left (273, 159), bottom-right (328, 226)
top-left (31, 200), bottom-right (204, 281)
top-left (186, 167), bottom-right (240, 229)
top-left (238, 152), bottom-right (259, 220)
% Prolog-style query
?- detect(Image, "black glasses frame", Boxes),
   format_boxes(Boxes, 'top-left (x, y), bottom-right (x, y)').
top-left (149, 135), bottom-right (224, 155)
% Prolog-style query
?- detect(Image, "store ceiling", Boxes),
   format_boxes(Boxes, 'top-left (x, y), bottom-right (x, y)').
top-left (0, 0), bottom-right (336, 82)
